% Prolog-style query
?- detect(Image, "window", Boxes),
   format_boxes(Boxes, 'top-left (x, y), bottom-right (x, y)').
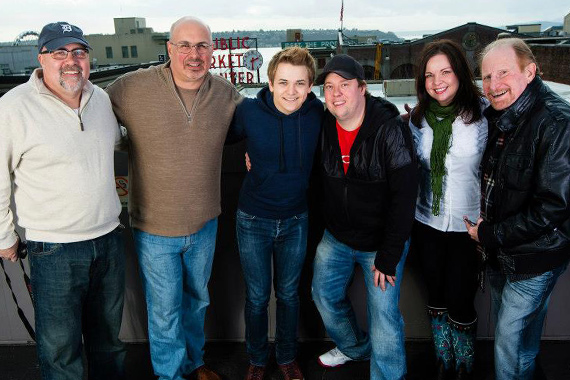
top-left (130, 29), bottom-right (136, 34)
top-left (105, 46), bottom-right (113, 59)
top-left (122, 46), bottom-right (129, 58)
top-left (130, 45), bottom-right (138, 58)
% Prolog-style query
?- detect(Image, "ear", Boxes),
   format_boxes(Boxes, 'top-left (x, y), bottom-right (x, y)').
top-left (306, 82), bottom-right (313, 93)
top-left (166, 42), bottom-right (174, 60)
top-left (525, 62), bottom-right (537, 83)
top-left (37, 53), bottom-right (44, 67)
top-left (268, 80), bottom-right (274, 93)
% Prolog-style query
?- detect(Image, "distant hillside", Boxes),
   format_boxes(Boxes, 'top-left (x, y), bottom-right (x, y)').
top-left (212, 29), bottom-right (402, 47)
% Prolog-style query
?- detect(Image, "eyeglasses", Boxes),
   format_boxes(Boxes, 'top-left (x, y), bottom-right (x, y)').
top-left (40, 48), bottom-right (89, 60)
top-left (169, 41), bottom-right (212, 55)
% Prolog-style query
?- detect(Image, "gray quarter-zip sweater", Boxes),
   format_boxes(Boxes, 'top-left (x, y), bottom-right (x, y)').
top-left (106, 63), bottom-right (242, 236)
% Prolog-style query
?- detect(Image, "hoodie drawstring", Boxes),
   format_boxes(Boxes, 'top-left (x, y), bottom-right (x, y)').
top-left (278, 117), bottom-right (286, 172)
top-left (297, 113), bottom-right (303, 170)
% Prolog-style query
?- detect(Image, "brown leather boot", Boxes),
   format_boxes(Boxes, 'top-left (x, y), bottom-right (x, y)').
top-left (278, 360), bottom-right (304, 380)
top-left (190, 366), bottom-right (221, 380)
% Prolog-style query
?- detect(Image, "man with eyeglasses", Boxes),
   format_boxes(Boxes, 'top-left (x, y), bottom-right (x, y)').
top-left (0, 22), bottom-right (126, 379)
top-left (106, 16), bottom-right (241, 380)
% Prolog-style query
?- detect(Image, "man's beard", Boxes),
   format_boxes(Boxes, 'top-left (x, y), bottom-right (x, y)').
top-left (59, 64), bottom-right (85, 93)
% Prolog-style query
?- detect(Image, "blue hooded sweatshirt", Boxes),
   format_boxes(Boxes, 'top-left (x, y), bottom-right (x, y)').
top-left (230, 86), bottom-right (323, 219)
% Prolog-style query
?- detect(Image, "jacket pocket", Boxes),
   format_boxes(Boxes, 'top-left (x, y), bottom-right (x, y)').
top-left (504, 154), bottom-right (532, 191)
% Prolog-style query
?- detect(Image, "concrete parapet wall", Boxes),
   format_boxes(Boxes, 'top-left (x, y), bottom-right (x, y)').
top-left (384, 79), bottom-right (416, 97)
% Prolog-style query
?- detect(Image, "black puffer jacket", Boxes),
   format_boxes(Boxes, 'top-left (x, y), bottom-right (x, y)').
top-left (320, 94), bottom-right (418, 276)
top-left (478, 77), bottom-right (570, 275)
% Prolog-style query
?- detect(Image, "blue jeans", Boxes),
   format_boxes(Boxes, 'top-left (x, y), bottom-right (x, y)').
top-left (236, 209), bottom-right (308, 366)
top-left (28, 227), bottom-right (126, 380)
top-left (489, 261), bottom-right (568, 380)
top-left (312, 230), bottom-right (409, 380)
top-left (133, 218), bottom-right (217, 380)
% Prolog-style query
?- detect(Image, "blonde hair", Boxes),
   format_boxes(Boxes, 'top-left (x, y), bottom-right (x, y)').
top-left (267, 47), bottom-right (316, 84)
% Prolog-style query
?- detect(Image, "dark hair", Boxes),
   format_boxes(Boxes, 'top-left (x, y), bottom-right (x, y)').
top-left (357, 78), bottom-right (371, 96)
top-left (411, 39), bottom-right (482, 126)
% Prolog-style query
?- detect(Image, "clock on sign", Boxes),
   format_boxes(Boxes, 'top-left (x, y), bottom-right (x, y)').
top-left (243, 50), bottom-right (263, 71)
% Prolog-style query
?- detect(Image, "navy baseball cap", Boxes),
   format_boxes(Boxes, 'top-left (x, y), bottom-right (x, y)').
top-left (316, 54), bottom-right (365, 85)
top-left (38, 22), bottom-right (91, 53)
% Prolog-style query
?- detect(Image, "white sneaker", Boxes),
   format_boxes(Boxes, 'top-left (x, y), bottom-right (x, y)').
top-left (318, 347), bottom-right (353, 368)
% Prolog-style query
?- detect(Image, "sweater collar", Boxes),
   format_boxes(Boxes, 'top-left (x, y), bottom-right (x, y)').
top-left (30, 68), bottom-right (94, 110)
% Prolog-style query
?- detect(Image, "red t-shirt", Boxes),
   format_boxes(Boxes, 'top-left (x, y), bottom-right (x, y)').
top-left (336, 121), bottom-right (361, 173)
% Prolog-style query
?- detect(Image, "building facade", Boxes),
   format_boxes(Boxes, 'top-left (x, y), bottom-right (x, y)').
top-left (0, 42), bottom-right (37, 75)
top-left (86, 17), bottom-right (168, 67)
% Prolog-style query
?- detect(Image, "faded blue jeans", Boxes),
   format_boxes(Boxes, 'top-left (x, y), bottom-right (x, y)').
top-left (133, 218), bottom-right (217, 380)
top-left (312, 230), bottom-right (409, 380)
top-left (28, 226), bottom-right (126, 380)
top-left (489, 261), bottom-right (568, 380)
top-left (236, 209), bottom-right (308, 366)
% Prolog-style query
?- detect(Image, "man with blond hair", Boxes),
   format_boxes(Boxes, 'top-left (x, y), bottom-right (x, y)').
top-left (107, 16), bottom-right (242, 380)
top-left (466, 38), bottom-right (570, 380)
top-left (231, 47), bottom-right (323, 380)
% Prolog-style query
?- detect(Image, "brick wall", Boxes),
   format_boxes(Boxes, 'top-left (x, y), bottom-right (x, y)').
top-left (530, 44), bottom-right (570, 85)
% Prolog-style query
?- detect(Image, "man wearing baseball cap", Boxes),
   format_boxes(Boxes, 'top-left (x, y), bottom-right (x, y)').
top-left (311, 54), bottom-right (417, 380)
top-left (0, 21), bottom-right (126, 379)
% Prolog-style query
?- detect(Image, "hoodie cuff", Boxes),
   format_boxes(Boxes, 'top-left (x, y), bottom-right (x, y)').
top-left (374, 251), bottom-right (399, 277)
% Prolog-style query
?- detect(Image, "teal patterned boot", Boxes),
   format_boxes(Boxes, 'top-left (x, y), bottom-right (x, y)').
top-left (428, 306), bottom-right (453, 380)
top-left (449, 317), bottom-right (476, 380)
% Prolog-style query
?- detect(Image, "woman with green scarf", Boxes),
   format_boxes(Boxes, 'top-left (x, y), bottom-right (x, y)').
top-left (409, 40), bottom-right (487, 380)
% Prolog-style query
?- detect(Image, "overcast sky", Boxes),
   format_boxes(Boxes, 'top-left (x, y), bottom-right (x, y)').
top-left (0, 0), bottom-right (568, 42)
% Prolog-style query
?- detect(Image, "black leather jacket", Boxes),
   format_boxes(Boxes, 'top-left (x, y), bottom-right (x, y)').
top-left (319, 94), bottom-right (418, 276)
top-left (479, 77), bottom-right (570, 274)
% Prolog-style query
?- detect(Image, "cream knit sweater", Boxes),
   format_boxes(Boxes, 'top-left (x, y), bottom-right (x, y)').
top-left (0, 69), bottom-right (122, 248)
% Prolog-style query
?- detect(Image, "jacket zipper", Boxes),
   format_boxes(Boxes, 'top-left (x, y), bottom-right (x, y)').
top-left (43, 89), bottom-right (92, 131)
top-left (77, 91), bottom-right (93, 131)
top-left (174, 91), bottom-right (192, 123)
top-left (343, 178), bottom-right (351, 224)
top-left (168, 72), bottom-right (205, 124)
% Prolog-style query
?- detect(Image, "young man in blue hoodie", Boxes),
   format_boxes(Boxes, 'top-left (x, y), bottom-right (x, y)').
top-left (230, 47), bottom-right (323, 380)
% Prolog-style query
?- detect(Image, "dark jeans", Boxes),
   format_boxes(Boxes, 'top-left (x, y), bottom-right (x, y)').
top-left (28, 227), bottom-right (126, 380)
top-left (412, 221), bottom-right (478, 323)
top-left (236, 209), bottom-right (308, 366)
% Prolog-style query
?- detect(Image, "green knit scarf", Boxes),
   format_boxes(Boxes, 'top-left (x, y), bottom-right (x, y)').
top-left (425, 100), bottom-right (456, 216)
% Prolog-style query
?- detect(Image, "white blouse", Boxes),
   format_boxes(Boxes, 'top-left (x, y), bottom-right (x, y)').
top-left (409, 107), bottom-right (488, 232)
